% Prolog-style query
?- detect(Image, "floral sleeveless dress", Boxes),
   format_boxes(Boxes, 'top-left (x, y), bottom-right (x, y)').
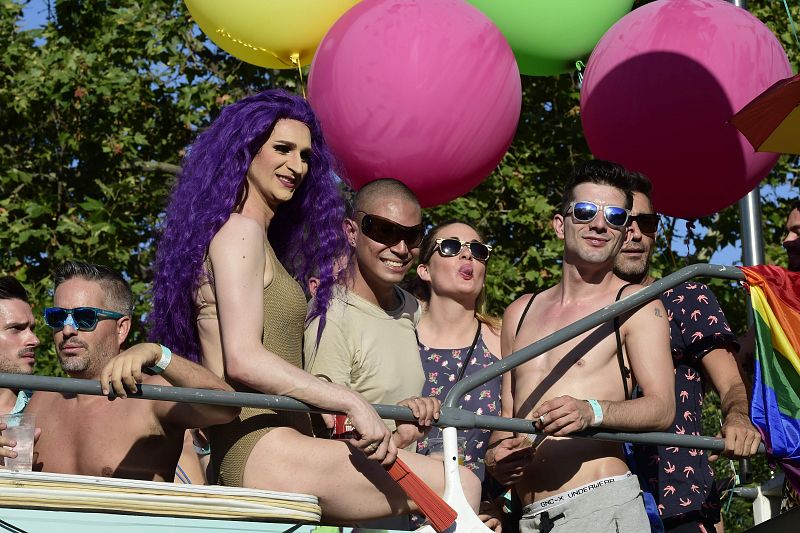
top-left (416, 333), bottom-right (502, 482)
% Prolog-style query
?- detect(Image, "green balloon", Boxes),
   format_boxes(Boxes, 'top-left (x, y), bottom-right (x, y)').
top-left (468, 0), bottom-right (634, 77)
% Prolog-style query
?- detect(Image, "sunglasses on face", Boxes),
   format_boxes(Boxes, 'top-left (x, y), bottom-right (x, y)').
top-left (433, 238), bottom-right (492, 262)
top-left (567, 201), bottom-right (630, 228)
top-left (43, 307), bottom-right (125, 332)
top-left (628, 213), bottom-right (659, 234)
top-left (357, 211), bottom-right (424, 248)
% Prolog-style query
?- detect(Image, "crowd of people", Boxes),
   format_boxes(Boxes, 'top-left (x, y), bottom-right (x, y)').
top-left (0, 89), bottom-right (795, 532)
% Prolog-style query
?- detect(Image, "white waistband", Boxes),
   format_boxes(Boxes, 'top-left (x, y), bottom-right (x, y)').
top-left (525, 472), bottom-right (634, 516)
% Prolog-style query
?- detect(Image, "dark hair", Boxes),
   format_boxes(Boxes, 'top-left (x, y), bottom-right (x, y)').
top-left (404, 220), bottom-right (501, 331)
top-left (353, 178), bottom-right (420, 215)
top-left (0, 276), bottom-right (29, 303)
top-left (791, 199), bottom-right (800, 212)
top-left (559, 159), bottom-right (633, 215)
top-left (54, 261), bottom-right (133, 316)
top-left (149, 90), bottom-right (348, 362)
top-left (626, 170), bottom-right (653, 197)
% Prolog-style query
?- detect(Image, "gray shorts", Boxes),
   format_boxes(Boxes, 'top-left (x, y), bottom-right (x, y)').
top-left (519, 474), bottom-right (649, 533)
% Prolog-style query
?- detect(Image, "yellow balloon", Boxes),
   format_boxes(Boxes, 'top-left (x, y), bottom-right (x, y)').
top-left (184, 0), bottom-right (361, 69)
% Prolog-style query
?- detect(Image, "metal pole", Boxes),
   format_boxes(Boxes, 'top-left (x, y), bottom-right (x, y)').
top-left (729, 0), bottom-right (765, 268)
top-left (730, 0), bottom-right (761, 483)
top-left (0, 373), bottom-right (763, 454)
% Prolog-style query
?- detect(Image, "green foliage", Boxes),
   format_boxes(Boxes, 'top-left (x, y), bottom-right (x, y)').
top-left (1, 0), bottom-right (296, 371)
top-left (1, 1), bottom-right (798, 529)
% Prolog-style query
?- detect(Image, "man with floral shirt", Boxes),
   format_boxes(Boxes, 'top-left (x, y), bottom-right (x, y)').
top-left (613, 173), bottom-right (761, 532)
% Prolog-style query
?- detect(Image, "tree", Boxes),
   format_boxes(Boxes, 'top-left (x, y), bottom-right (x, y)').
top-left (2, 1), bottom-right (797, 529)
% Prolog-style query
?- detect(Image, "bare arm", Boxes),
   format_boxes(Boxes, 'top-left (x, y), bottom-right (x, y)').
top-left (99, 343), bottom-right (240, 428)
top-left (604, 297), bottom-right (675, 431)
top-left (210, 216), bottom-right (395, 463)
top-left (703, 347), bottom-right (761, 457)
top-left (533, 296), bottom-right (675, 435)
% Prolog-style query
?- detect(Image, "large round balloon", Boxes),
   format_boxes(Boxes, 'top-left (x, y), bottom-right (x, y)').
top-left (308, 0), bottom-right (521, 207)
top-left (184, 0), bottom-right (360, 68)
top-left (581, 0), bottom-right (791, 219)
top-left (468, 0), bottom-right (634, 76)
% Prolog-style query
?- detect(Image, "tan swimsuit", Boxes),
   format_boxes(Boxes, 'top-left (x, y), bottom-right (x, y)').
top-left (197, 242), bottom-right (315, 487)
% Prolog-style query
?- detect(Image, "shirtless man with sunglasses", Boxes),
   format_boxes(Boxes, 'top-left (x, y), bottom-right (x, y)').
top-left (486, 160), bottom-right (675, 533)
top-left (26, 260), bottom-right (239, 480)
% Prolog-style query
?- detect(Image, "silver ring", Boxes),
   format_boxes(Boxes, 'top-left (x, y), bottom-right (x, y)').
top-left (539, 415), bottom-right (546, 425)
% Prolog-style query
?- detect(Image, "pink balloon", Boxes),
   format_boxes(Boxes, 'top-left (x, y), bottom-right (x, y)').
top-left (308, 0), bottom-right (521, 207)
top-left (580, 0), bottom-right (791, 219)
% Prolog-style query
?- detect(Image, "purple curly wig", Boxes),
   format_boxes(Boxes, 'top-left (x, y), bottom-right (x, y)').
top-left (149, 90), bottom-right (347, 362)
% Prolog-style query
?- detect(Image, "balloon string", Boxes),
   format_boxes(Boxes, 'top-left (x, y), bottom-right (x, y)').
top-left (782, 0), bottom-right (799, 51)
top-left (290, 53), bottom-right (307, 99)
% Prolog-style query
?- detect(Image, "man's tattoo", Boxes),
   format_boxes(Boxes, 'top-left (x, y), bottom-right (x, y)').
top-left (654, 308), bottom-right (663, 318)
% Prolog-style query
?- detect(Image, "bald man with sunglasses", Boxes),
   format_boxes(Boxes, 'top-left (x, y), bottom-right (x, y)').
top-left (27, 260), bottom-right (238, 480)
top-left (614, 173), bottom-right (759, 532)
top-left (486, 160), bottom-right (675, 533)
top-left (304, 179), bottom-right (444, 450)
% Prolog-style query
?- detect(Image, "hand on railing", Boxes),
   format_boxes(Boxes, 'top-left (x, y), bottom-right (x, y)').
top-left (393, 396), bottom-right (441, 449)
top-left (721, 411), bottom-right (762, 459)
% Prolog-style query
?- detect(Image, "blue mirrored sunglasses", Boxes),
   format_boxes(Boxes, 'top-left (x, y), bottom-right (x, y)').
top-left (567, 201), bottom-right (629, 228)
top-left (43, 307), bottom-right (125, 331)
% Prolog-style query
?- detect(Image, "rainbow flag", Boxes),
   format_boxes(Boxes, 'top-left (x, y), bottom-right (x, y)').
top-left (742, 265), bottom-right (800, 493)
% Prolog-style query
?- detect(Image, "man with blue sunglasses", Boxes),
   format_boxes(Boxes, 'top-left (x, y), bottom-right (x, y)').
top-left (486, 160), bottom-right (676, 533)
top-left (25, 260), bottom-right (239, 481)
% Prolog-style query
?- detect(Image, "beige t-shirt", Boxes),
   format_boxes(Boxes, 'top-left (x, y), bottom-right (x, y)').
top-left (304, 286), bottom-right (424, 432)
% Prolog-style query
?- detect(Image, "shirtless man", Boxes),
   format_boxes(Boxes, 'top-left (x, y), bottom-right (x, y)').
top-left (0, 276), bottom-right (39, 464)
top-left (487, 160), bottom-right (675, 532)
top-left (28, 261), bottom-right (238, 480)
top-left (0, 277), bottom-right (38, 415)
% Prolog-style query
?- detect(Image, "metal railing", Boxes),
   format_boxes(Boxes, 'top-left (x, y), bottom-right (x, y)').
top-left (0, 263), bottom-right (766, 454)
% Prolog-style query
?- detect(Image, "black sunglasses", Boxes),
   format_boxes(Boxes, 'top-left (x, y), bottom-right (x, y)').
top-left (357, 211), bottom-right (424, 248)
top-left (628, 213), bottom-right (659, 234)
top-left (43, 306), bottom-right (125, 332)
top-left (567, 201), bottom-right (630, 229)
top-left (434, 238), bottom-right (492, 262)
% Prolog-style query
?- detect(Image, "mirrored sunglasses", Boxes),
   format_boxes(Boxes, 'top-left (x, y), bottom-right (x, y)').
top-left (628, 213), bottom-right (659, 234)
top-left (43, 306), bottom-right (125, 332)
top-left (434, 238), bottom-right (492, 262)
top-left (567, 201), bottom-right (629, 228)
top-left (358, 211), bottom-right (424, 248)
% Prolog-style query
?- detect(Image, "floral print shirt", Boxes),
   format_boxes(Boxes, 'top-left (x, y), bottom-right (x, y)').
top-left (634, 282), bottom-right (737, 523)
top-left (416, 333), bottom-right (502, 482)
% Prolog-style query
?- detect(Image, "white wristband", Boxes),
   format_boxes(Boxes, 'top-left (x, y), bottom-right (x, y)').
top-left (148, 344), bottom-right (172, 375)
top-left (586, 399), bottom-right (603, 427)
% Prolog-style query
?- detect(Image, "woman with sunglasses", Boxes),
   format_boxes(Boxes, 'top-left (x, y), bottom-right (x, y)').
top-left (148, 91), bottom-right (462, 522)
top-left (405, 221), bottom-right (503, 517)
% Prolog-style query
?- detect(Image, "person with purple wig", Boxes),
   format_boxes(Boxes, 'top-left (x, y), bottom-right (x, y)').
top-left (149, 90), bottom-right (478, 522)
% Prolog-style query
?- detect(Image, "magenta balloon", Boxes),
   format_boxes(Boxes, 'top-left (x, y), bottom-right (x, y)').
top-left (308, 0), bottom-right (521, 207)
top-left (580, 0), bottom-right (791, 219)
